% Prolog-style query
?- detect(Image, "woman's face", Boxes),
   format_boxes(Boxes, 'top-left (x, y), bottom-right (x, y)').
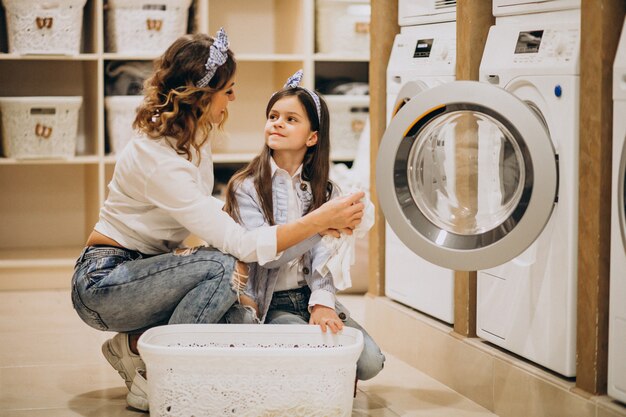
top-left (208, 76), bottom-right (236, 123)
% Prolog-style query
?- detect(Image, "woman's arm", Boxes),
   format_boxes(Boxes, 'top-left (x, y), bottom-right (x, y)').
top-left (144, 163), bottom-right (364, 263)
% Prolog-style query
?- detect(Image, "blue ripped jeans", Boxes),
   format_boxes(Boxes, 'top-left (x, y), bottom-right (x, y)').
top-left (71, 245), bottom-right (243, 332)
top-left (266, 286), bottom-right (386, 381)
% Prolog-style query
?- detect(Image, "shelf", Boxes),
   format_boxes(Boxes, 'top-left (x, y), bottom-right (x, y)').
top-left (0, 54), bottom-right (100, 61)
top-left (102, 53), bottom-right (159, 61)
top-left (314, 53), bottom-right (370, 62)
top-left (105, 153), bottom-right (258, 164)
top-left (0, 156), bottom-right (100, 165)
top-left (0, 246), bottom-right (83, 269)
top-left (236, 54), bottom-right (307, 62)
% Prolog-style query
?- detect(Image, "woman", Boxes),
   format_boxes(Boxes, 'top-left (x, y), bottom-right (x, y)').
top-left (71, 29), bottom-right (364, 411)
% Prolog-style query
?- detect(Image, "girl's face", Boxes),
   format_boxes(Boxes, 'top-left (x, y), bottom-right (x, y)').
top-left (208, 76), bottom-right (236, 123)
top-left (265, 96), bottom-right (318, 154)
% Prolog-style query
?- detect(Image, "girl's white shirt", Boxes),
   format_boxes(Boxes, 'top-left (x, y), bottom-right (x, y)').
top-left (270, 158), bottom-right (335, 310)
top-left (94, 134), bottom-right (278, 263)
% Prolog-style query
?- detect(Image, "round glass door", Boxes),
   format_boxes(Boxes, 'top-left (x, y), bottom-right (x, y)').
top-left (376, 81), bottom-right (558, 271)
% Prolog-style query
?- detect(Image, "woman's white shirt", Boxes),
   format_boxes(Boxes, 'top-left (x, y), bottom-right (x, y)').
top-left (94, 135), bottom-right (278, 263)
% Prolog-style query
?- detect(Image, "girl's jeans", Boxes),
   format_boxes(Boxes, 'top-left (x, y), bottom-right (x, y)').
top-left (71, 245), bottom-right (240, 332)
top-left (265, 286), bottom-right (386, 381)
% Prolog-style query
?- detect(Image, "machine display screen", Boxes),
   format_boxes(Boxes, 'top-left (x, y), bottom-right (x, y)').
top-left (413, 38), bottom-right (434, 58)
top-left (514, 30), bottom-right (544, 54)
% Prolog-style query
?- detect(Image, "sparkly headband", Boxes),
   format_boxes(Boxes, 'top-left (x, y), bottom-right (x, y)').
top-left (196, 27), bottom-right (229, 88)
top-left (283, 69), bottom-right (321, 122)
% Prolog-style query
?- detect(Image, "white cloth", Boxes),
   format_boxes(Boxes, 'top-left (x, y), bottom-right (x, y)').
top-left (315, 189), bottom-right (376, 290)
top-left (95, 134), bottom-right (278, 263)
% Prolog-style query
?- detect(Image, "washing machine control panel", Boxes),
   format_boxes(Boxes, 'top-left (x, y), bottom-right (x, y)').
top-left (481, 24), bottom-right (580, 75)
top-left (512, 28), bottom-right (578, 64)
top-left (390, 33), bottom-right (457, 68)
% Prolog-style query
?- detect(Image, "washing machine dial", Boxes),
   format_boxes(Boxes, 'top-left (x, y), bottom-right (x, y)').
top-left (438, 44), bottom-right (449, 61)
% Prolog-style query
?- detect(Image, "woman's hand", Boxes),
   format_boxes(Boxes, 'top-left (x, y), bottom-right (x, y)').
top-left (319, 228), bottom-right (354, 238)
top-left (310, 305), bottom-right (344, 334)
top-left (314, 192), bottom-right (365, 232)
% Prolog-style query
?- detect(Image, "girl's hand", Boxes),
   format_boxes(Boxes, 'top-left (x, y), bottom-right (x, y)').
top-left (315, 192), bottom-right (365, 232)
top-left (310, 305), bottom-right (344, 334)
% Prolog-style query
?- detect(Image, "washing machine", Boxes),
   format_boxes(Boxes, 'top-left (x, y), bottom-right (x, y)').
top-left (493, 0), bottom-right (580, 17)
top-left (384, 13), bottom-right (456, 323)
top-left (609, 16), bottom-right (626, 404)
top-left (377, 9), bottom-right (580, 376)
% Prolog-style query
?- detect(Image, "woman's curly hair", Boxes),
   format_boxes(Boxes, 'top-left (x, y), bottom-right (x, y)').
top-left (133, 33), bottom-right (237, 162)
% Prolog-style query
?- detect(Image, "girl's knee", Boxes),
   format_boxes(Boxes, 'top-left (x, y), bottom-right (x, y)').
top-left (356, 341), bottom-right (385, 381)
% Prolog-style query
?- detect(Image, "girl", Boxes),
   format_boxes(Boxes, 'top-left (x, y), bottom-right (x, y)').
top-left (223, 70), bottom-right (385, 382)
top-left (71, 31), bottom-right (365, 411)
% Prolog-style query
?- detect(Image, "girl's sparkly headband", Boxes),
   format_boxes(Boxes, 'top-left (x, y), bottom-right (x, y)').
top-left (196, 27), bottom-right (229, 88)
top-left (283, 69), bottom-right (321, 122)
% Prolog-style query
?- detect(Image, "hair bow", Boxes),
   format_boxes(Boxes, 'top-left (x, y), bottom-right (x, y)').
top-left (197, 27), bottom-right (230, 88)
top-left (282, 69), bottom-right (321, 121)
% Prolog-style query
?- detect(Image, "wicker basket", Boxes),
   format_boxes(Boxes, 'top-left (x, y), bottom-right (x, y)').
top-left (1, 0), bottom-right (87, 55)
top-left (138, 324), bottom-right (363, 417)
top-left (325, 95), bottom-right (369, 160)
top-left (105, 0), bottom-right (192, 55)
top-left (0, 97), bottom-right (82, 159)
top-left (316, 0), bottom-right (370, 56)
top-left (104, 95), bottom-right (143, 155)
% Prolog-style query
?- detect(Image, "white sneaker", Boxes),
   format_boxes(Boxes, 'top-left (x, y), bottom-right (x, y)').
top-left (126, 368), bottom-right (149, 412)
top-left (101, 333), bottom-right (145, 389)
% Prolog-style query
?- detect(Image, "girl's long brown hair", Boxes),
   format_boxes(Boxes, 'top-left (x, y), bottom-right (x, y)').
top-left (133, 33), bottom-right (237, 162)
top-left (223, 88), bottom-right (332, 225)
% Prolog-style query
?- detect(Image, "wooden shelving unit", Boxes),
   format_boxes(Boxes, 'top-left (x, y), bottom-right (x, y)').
top-left (0, 0), bottom-right (370, 289)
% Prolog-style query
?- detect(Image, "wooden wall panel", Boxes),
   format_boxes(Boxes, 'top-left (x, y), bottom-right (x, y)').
top-left (453, 0), bottom-right (494, 337)
top-left (369, 0), bottom-right (398, 296)
top-left (577, 0), bottom-right (626, 395)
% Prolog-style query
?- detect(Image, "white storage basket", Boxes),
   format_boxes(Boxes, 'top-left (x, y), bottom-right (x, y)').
top-left (0, 97), bottom-right (82, 159)
top-left (316, 0), bottom-right (370, 56)
top-left (325, 95), bottom-right (369, 160)
top-left (105, 0), bottom-right (192, 55)
top-left (1, 0), bottom-right (87, 55)
top-left (138, 324), bottom-right (364, 417)
top-left (104, 95), bottom-right (143, 155)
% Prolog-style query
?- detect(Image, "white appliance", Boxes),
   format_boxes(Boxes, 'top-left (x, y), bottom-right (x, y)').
top-left (476, 10), bottom-right (580, 378)
top-left (493, 0), bottom-right (580, 17)
top-left (399, 0), bottom-right (456, 26)
top-left (384, 8), bottom-right (456, 323)
top-left (377, 9), bottom-right (580, 376)
top-left (608, 16), bottom-right (626, 404)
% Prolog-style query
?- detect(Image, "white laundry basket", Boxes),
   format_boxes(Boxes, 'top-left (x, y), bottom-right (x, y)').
top-left (325, 95), bottom-right (369, 160)
top-left (138, 324), bottom-right (364, 417)
top-left (105, 0), bottom-right (192, 55)
top-left (104, 95), bottom-right (143, 155)
top-left (316, 0), bottom-right (370, 56)
top-left (0, 97), bottom-right (82, 159)
top-left (2, 0), bottom-right (87, 55)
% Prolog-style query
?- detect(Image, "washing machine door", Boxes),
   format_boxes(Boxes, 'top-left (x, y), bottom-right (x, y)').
top-left (377, 80), bottom-right (558, 271)
top-left (391, 80), bottom-right (428, 118)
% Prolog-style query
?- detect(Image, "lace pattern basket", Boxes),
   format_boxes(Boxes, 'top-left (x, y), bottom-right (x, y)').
top-left (316, 0), bottom-right (371, 56)
top-left (138, 324), bottom-right (364, 417)
top-left (325, 95), bottom-right (369, 160)
top-left (105, 0), bottom-right (192, 55)
top-left (1, 0), bottom-right (87, 55)
top-left (0, 97), bottom-right (82, 159)
top-left (104, 95), bottom-right (143, 155)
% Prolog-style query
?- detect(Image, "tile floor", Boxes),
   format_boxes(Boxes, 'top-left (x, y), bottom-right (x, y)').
top-left (0, 290), bottom-right (498, 416)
